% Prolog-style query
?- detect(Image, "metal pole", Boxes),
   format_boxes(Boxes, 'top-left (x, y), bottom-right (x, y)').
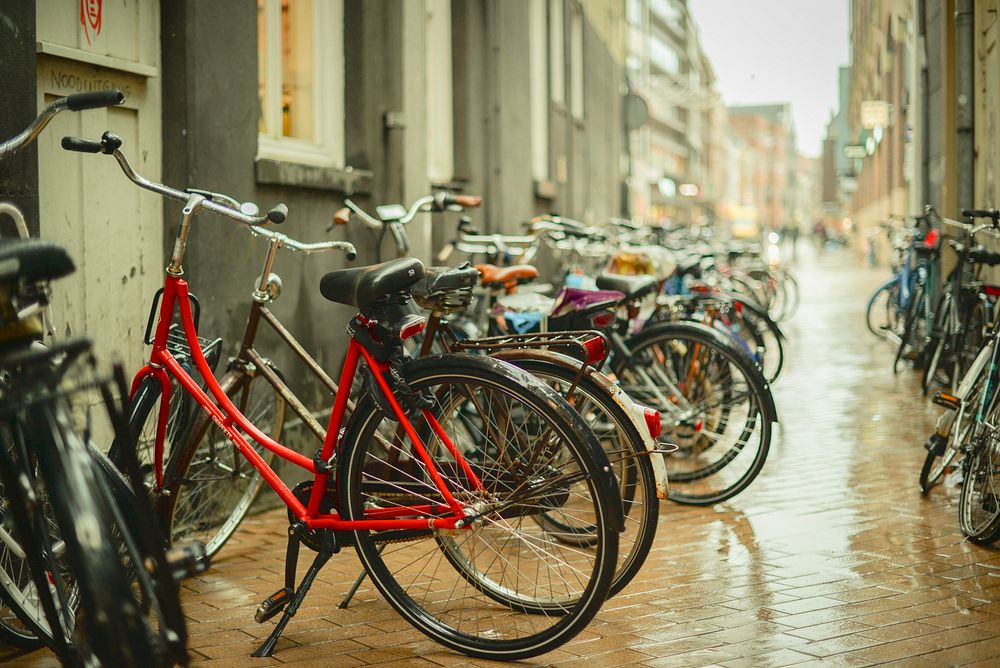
top-left (954, 0), bottom-right (975, 213)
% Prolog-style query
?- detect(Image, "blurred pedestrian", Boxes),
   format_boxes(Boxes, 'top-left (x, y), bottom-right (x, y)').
top-left (813, 220), bottom-right (827, 252)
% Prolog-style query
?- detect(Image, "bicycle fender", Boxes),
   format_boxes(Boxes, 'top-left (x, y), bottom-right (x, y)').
top-left (493, 349), bottom-right (669, 500)
top-left (404, 353), bottom-right (626, 532)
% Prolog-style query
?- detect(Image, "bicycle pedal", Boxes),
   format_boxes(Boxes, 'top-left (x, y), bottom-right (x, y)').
top-left (932, 392), bottom-right (960, 411)
top-left (255, 587), bottom-right (293, 623)
top-left (164, 541), bottom-right (210, 582)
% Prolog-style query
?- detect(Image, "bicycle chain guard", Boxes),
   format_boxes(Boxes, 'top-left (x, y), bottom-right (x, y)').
top-left (288, 480), bottom-right (349, 552)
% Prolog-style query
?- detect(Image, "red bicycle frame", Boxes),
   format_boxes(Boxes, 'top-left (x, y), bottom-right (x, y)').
top-left (131, 273), bottom-right (483, 532)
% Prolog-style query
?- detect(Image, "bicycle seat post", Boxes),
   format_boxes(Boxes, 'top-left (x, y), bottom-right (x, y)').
top-left (167, 192), bottom-right (206, 276)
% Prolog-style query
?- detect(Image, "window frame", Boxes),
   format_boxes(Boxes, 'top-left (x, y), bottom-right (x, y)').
top-left (257, 0), bottom-right (344, 169)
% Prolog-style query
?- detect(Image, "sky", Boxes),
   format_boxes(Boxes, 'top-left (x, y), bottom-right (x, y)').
top-left (688, 0), bottom-right (850, 158)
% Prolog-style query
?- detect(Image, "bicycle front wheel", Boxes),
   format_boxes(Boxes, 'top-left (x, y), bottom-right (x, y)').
top-left (339, 354), bottom-right (619, 661)
top-left (150, 366), bottom-right (285, 557)
top-left (28, 400), bottom-right (160, 665)
top-left (866, 279), bottom-right (901, 340)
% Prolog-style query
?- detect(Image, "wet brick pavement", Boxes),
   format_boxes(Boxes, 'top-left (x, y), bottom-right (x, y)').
top-left (8, 243), bottom-right (1000, 667)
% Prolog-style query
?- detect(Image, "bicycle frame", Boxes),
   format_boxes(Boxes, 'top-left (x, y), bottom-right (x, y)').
top-left (132, 273), bottom-right (481, 532)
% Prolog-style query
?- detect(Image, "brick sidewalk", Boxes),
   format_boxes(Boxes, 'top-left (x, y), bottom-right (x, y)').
top-left (7, 244), bottom-right (1000, 667)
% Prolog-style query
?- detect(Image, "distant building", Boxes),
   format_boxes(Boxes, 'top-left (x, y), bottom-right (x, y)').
top-left (727, 103), bottom-right (797, 232)
top-left (625, 0), bottom-right (717, 226)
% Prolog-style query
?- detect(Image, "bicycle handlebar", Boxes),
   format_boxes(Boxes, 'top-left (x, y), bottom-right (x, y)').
top-left (962, 208), bottom-right (1000, 224)
top-left (62, 131), bottom-right (288, 227)
top-left (248, 225), bottom-right (357, 260)
top-left (0, 90), bottom-right (125, 159)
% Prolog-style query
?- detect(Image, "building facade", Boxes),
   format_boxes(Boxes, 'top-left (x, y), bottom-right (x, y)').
top-left (0, 0), bottom-right (629, 394)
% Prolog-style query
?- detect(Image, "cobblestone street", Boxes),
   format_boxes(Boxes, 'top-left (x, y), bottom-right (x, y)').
top-left (10, 243), bottom-right (1000, 667)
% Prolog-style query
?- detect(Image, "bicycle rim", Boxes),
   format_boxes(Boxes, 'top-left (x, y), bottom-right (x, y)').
top-left (615, 324), bottom-right (771, 505)
top-left (340, 355), bottom-right (617, 660)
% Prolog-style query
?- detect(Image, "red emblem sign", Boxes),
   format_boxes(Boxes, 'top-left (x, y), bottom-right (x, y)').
top-left (80, 0), bottom-right (103, 45)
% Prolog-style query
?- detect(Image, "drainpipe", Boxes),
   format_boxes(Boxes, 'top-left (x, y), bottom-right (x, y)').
top-left (955, 0), bottom-right (974, 212)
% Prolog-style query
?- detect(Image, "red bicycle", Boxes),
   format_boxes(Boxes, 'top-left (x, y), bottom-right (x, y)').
top-left (63, 131), bottom-right (624, 660)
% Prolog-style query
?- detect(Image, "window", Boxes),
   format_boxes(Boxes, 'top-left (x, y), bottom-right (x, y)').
top-left (530, 0), bottom-right (549, 180)
top-left (569, 6), bottom-right (584, 119)
top-left (548, 0), bottom-right (565, 105)
top-left (426, 0), bottom-right (453, 183)
top-left (257, 0), bottom-right (344, 168)
top-left (627, 0), bottom-right (643, 27)
top-left (649, 34), bottom-right (679, 74)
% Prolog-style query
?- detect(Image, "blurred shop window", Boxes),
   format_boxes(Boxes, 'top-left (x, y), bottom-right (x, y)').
top-left (530, 0), bottom-right (550, 180)
top-left (426, 0), bottom-right (453, 184)
top-left (257, 0), bottom-right (344, 167)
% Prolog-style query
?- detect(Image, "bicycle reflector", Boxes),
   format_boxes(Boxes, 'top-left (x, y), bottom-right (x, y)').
top-left (643, 407), bottom-right (663, 439)
top-left (590, 311), bottom-right (616, 328)
top-left (923, 228), bottom-right (940, 249)
top-left (582, 335), bottom-right (607, 365)
top-left (396, 314), bottom-right (426, 341)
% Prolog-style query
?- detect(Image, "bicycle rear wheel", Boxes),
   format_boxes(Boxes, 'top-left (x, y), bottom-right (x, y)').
top-left (509, 357), bottom-right (658, 599)
top-left (893, 282), bottom-right (927, 373)
top-left (0, 418), bottom-right (79, 656)
top-left (615, 321), bottom-right (774, 505)
top-left (340, 354), bottom-right (619, 660)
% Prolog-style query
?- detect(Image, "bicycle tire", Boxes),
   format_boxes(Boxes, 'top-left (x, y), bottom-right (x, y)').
top-left (0, 418), bottom-right (79, 657)
top-left (780, 270), bottom-right (800, 320)
top-left (893, 282), bottom-right (926, 373)
top-left (87, 441), bottom-right (191, 665)
top-left (128, 367), bottom-right (285, 558)
top-left (919, 440), bottom-right (960, 495)
top-left (865, 278), bottom-right (900, 339)
top-left (506, 357), bottom-right (657, 599)
top-left (614, 321), bottom-right (774, 505)
top-left (952, 299), bottom-right (986, 396)
top-left (28, 398), bottom-right (159, 665)
top-left (958, 391), bottom-right (1000, 544)
top-left (0, 612), bottom-right (43, 650)
top-left (339, 354), bottom-right (619, 661)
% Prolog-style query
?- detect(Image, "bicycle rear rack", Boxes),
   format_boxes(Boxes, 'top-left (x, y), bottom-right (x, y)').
top-left (451, 329), bottom-right (611, 370)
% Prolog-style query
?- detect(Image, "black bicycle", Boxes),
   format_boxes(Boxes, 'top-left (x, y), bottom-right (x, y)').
top-left (0, 91), bottom-right (200, 666)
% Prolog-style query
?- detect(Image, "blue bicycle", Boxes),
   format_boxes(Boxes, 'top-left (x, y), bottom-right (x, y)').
top-left (864, 210), bottom-right (939, 370)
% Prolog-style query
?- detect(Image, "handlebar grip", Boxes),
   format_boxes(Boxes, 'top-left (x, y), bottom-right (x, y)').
top-left (61, 136), bottom-right (103, 153)
top-left (267, 204), bottom-right (288, 224)
top-left (436, 243), bottom-right (455, 264)
top-left (65, 90), bottom-right (125, 111)
top-left (962, 208), bottom-right (1000, 220)
top-left (453, 195), bottom-right (482, 208)
top-left (345, 246), bottom-right (358, 261)
top-left (333, 207), bottom-right (350, 225)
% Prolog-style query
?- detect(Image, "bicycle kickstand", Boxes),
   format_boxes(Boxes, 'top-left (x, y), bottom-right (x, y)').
top-left (338, 543), bottom-right (386, 609)
top-left (252, 526), bottom-right (338, 658)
